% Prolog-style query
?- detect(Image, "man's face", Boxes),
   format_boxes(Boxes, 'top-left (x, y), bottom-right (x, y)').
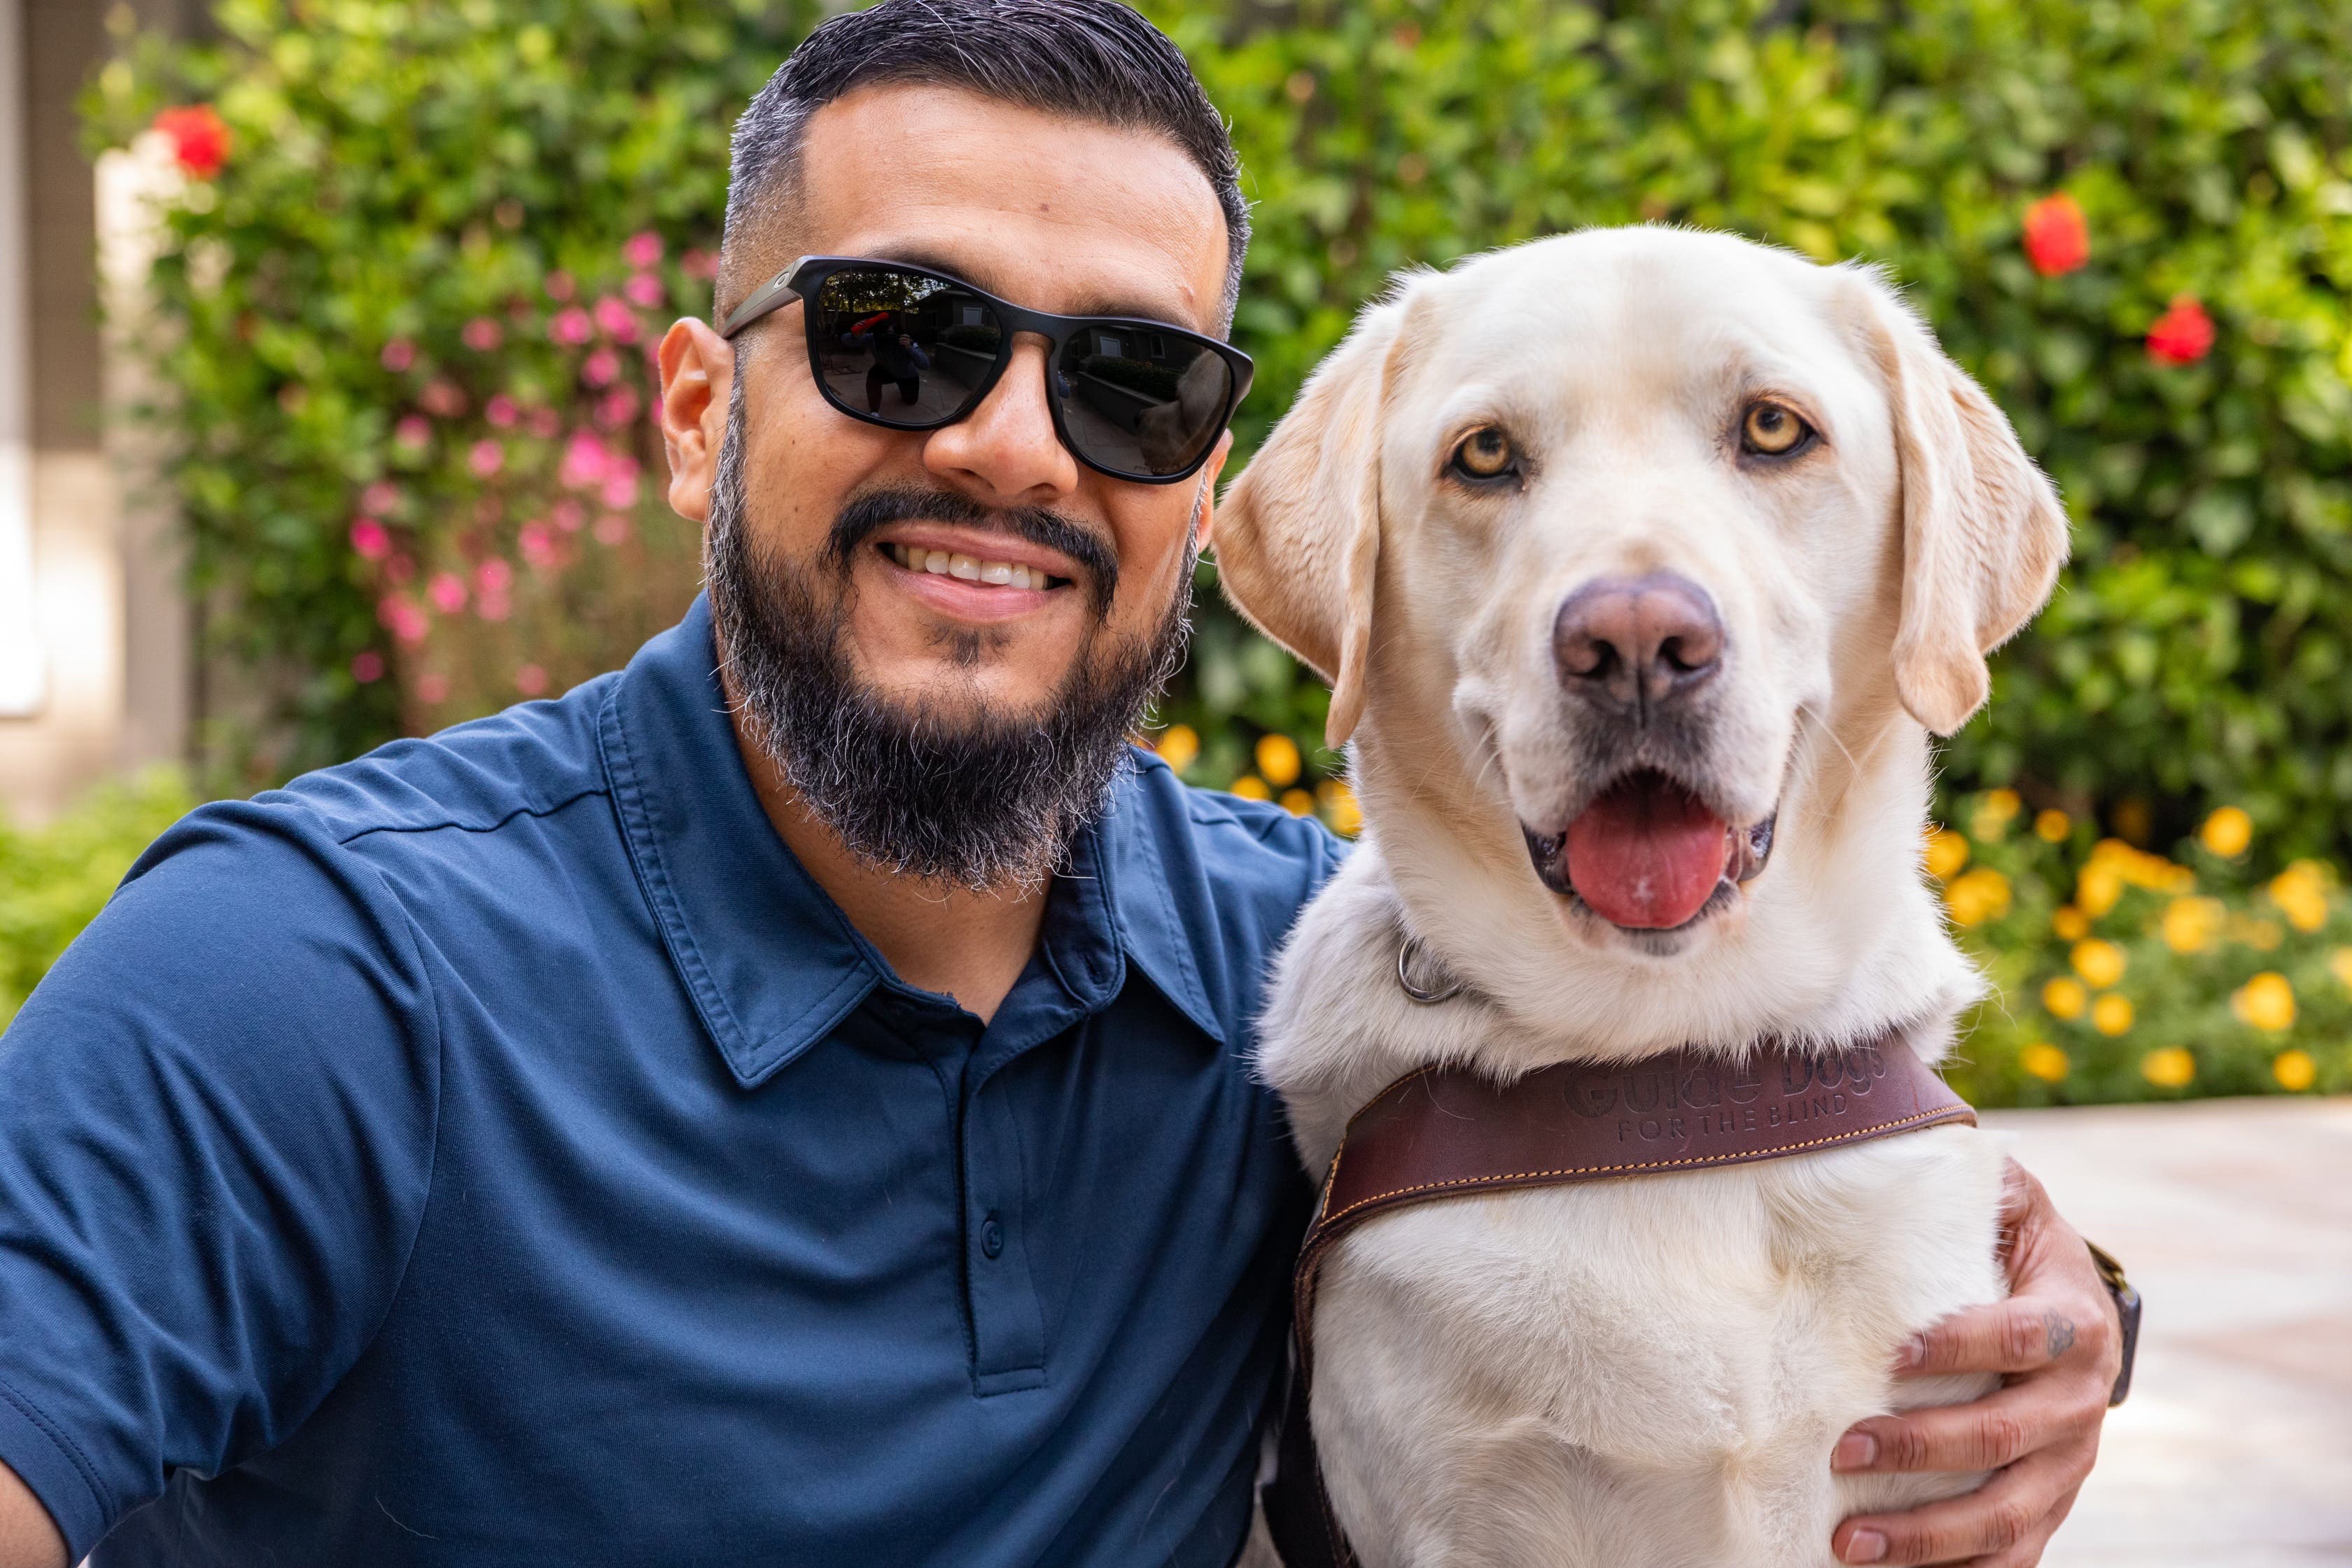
top-left (668, 83), bottom-right (1233, 729)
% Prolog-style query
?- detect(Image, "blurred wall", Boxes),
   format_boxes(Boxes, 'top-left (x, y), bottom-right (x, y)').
top-left (0, 0), bottom-right (194, 825)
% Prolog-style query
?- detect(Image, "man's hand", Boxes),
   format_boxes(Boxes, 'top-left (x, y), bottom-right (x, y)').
top-left (0, 1458), bottom-right (66, 1568)
top-left (1828, 1159), bottom-right (2120, 1566)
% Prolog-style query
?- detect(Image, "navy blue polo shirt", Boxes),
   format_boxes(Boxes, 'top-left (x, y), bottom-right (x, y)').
top-left (0, 597), bottom-right (1336, 1565)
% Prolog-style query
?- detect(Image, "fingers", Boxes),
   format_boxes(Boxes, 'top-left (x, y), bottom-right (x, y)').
top-left (1957, 1483), bottom-right (2082, 1568)
top-left (1833, 1450), bottom-right (2078, 1564)
top-left (1833, 1385), bottom-right (2055, 1474)
top-left (1897, 1294), bottom-right (2110, 1379)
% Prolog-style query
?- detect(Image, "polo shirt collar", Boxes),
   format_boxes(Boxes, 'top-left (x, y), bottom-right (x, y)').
top-left (597, 597), bottom-right (1223, 1089)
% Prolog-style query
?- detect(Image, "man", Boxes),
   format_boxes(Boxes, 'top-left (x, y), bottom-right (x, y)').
top-left (844, 309), bottom-right (932, 412)
top-left (0, 4), bottom-right (2120, 1564)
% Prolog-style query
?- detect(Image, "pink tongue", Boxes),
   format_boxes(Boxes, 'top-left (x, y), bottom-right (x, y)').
top-left (1564, 779), bottom-right (1730, 930)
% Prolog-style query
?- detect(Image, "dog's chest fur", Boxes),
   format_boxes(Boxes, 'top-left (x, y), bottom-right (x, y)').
top-left (1258, 862), bottom-right (2007, 1568)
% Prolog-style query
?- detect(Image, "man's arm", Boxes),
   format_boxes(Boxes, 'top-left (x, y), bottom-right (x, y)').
top-left (0, 1460), bottom-right (66, 1568)
top-left (1829, 1161), bottom-right (2122, 1566)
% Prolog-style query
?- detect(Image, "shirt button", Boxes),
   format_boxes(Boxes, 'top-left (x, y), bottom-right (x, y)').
top-left (980, 1215), bottom-right (1005, 1259)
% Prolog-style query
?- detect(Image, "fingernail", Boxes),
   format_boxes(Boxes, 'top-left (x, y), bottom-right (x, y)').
top-left (1832, 1432), bottom-right (1878, 1471)
top-left (1893, 1336), bottom-right (1925, 1370)
top-left (1843, 1528), bottom-right (1889, 1563)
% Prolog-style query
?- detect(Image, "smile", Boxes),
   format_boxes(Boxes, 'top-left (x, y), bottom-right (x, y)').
top-left (884, 542), bottom-right (1070, 592)
top-left (1520, 769), bottom-right (1777, 933)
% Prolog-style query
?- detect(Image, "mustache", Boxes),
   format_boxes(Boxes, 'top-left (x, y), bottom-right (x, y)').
top-left (827, 486), bottom-right (1119, 611)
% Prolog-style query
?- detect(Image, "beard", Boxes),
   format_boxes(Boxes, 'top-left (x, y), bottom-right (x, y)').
top-left (705, 374), bottom-right (1196, 892)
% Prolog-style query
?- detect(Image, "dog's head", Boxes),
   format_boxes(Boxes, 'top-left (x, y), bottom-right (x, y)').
top-left (1219, 230), bottom-right (2065, 1028)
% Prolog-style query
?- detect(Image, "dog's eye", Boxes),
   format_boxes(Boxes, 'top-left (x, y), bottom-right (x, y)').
top-left (1740, 401), bottom-right (1814, 457)
top-left (1450, 426), bottom-right (1518, 482)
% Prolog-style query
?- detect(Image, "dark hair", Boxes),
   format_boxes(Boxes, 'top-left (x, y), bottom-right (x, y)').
top-left (718, 0), bottom-right (1248, 331)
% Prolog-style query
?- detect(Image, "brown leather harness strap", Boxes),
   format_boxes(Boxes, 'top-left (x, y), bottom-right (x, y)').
top-left (1261, 1035), bottom-right (1976, 1568)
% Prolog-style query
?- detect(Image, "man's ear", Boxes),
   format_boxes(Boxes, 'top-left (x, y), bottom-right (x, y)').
top-left (659, 317), bottom-right (734, 524)
top-left (1216, 290), bottom-right (1413, 750)
top-left (1850, 271), bottom-right (2070, 736)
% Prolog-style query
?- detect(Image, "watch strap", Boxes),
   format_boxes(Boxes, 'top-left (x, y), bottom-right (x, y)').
top-left (2087, 1240), bottom-right (2141, 1407)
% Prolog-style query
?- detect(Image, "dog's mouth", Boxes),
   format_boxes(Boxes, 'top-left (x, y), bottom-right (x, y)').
top-left (1521, 769), bottom-right (1777, 932)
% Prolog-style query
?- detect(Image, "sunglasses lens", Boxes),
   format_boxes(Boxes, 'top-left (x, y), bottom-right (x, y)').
top-left (811, 267), bottom-right (1002, 428)
top-left (1052, 327), bottom-right (1233, 479)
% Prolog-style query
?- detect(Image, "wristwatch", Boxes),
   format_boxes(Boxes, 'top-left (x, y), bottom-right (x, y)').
top-left (2087, 1240), bottom-right (2141, 1406)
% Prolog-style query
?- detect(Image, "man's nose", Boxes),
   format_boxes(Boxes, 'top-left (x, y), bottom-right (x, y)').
top-left (1552, 571), bottom-right (1725, 716)
top-left (923, 337), bottom-right (1079, 505)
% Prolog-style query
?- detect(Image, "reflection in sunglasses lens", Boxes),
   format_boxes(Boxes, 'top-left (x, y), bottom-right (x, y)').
top-left (814, 268), bottom-right (1000, 428)
top-left (1052, 328), bottom-right (1232, 479)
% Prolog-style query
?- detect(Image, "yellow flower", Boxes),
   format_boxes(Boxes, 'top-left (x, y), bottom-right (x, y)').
top-left (2051, 905), bottom-right (2090, 941)
top-left (2332, 947), bottom-right (2352, 992)
top-left (2042, 976), bottom-right (2087, 1020)
top-left (1924, 827), bottom-right (1970, 881)
top-left (2200, 805), bottom-right (2253, 858)
top-left (1154, 723), bottom-right (1199, 775)
top-left (2076, 862), bottom-right (2123, 917)
top-left (2232, 970), bottom-right (2296, 1032)
top-left (2141, 1046), bottom-right (2197, 1088)
top-left (1279, 788), bottom-right (1316, 817)
top-left (1972, 790), bottom-right (2021, 841)
top-left (2020, 1042), bottom-right (2070, 1082)
top-left (2091, 993), bottom-right (2134, 1035)
top-left (2268, 861), bottom-right (2332, 934)
top-left (1255, 732), bottom-right (1303, 788)
top-left (2034, 808), bottom-right (2071, 843)
top-left (1229, 774), bottom-right (1273, 801)
top-left (1943, 867), bottom-right (2012, 926)
top-left (2161, 896), bottom-right (2223, 954)
top-left (2272, 1049), bottom-right (2318, 1093)
top-left (1317, 778), bottom-right (1363, 837)
top-left (2071, 938), bottom-right (2127, 988)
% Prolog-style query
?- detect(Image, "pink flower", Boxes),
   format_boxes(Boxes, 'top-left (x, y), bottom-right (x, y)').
top-left (394, 414), bottom-right (431, 447)
top-left (379, 595), bottom-right (429, 644)
top-left (153, 104), bottom-right (231, 179)
top-left (419, 379), bottom-right (467, 418)
top-left (550, 307), bottom-right (594, 346)
top-left (468, 439), bottom-right (505, 478)
top-left (485, 393), bottom-right (519, 429)
top-left (519, 522), bottom-right (560, 570)
top-left (545, 270), bottom-right (577, 302)
top-left (582, 346), bottom-right (622, 387)
top-left (475, 557), bottom-right (514, 595)
top-left (552, 498), bottom-right (587, 533)
top-left (594, 386), bottom-right (640, 429)
top-left (475, 590), bottom-right (512, 623)
top-left (362, 480), bottom-right (402, 514)
top-left (624, 272), bottom-right (666, 309)
top-left (599, 454), bottom-right (641, 511)
top-left (593, 512), bottom-right (633, 547)
top-left (560, 431), bottom-right (610, 489)
top-left (526, 407), bottom-right (561, 440)
top-left (622, 230), bottom-right (664, 270)
top-left (592, 295), bottom-right (639, 343)
top-left (351, 650), bottom-right (386, 684)
top-left (415, 671), bottom-right (451, 705)
top-left (427, 571), bottom-right (468, 614)
top-left (514, 662), bottom-right (550, 696)
top-left (682, 248), bottom-right (718, 281)
top-left (381, 337), bottom-right (417, 373)
top-left (349, 517), bottom-right (393, 560)
top-left (462, 316), bottom-right (504, 353)
top-left (2148, 294), bottom-right (2216, 365)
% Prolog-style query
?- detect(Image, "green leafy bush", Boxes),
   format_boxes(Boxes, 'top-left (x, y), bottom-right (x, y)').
top-left (0, 772), bottom-right (197, 1025)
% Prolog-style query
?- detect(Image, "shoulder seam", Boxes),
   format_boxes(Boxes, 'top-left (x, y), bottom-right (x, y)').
top-left (328, 784), bottom-right (610, 847)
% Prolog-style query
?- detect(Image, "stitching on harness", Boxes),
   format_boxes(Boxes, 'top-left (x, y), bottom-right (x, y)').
top-left (1317, 1105), bottom-right (1974, 1228)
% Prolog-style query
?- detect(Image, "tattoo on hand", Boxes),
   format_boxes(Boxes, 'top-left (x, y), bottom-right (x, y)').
top-left (2044, 1310), bottom-right (2077, 1360)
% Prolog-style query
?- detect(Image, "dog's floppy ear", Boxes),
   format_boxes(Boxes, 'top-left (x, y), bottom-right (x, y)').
top-left (1852, 273), bottom-right (2070, 736)
top-left (1217, 292), bottom-right (1413, 750)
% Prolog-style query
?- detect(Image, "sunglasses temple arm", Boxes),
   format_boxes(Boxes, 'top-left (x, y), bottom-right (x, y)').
top-left (718, 277), bottom-right (800, 340)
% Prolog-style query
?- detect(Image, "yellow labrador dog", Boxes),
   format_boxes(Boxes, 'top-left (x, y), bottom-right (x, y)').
top-left (1218, 227), bottom-right (2067, 1567)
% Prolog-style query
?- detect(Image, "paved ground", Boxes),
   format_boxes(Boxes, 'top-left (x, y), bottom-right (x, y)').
top-left (1982, 1097), bottom-right (2352, 1567)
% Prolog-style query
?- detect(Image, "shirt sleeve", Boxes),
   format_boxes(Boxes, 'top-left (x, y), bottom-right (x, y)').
top-left (0, 800), bottom-right (440, 1559)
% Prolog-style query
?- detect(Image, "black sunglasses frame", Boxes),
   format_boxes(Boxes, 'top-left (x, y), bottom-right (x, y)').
top-left (718, 254), bottom-right (1254, 486)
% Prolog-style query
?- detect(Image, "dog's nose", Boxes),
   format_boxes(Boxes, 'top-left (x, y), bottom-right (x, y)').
top-left (1553, 572), bottom-right (1724, 713)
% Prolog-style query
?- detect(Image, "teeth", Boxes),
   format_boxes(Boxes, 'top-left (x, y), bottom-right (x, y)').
top-left (890, 544), bottom-right (1051, 589)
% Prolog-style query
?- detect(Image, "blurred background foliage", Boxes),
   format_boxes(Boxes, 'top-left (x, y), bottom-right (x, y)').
top-left (30, 0), bottom-right (2352, 1098)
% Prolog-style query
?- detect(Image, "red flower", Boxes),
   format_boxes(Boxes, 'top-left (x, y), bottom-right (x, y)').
top-left (2147, 294), bottom-right (2215, 365)
top-left (153, 104), bottom-right (230, 178)
top-left (2022, 193), bottom-right (2089, 278)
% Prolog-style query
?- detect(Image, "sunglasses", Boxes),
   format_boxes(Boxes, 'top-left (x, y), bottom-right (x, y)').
top-left (718, 255), bottom-right (1253, 485)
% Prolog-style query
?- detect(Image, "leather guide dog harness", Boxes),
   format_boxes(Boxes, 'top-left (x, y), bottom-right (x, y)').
top-left (1259, 1030), bottom-right (1976, 1568)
